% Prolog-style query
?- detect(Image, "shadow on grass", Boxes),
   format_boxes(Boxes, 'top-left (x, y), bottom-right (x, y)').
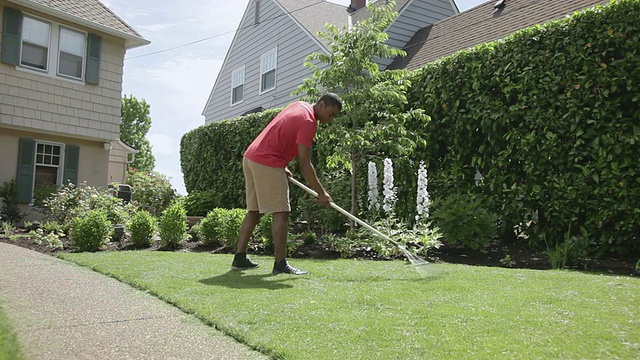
top-left (199, 270), bottom-right (300, 290)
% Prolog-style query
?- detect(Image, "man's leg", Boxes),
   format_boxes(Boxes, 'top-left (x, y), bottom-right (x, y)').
top-left (236, 210), bottom-right (261, 254)
top-left (272, 211), bottom-right (308, 275)
top-left (272, 211), bottom-right (289, 262)
top-left (232, 210), bottom-right (261, 270)
top-left (233, 157), bottom-right (261, 270)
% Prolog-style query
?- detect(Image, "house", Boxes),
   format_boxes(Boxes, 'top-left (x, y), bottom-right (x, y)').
top-left (202, 0), bottom-right (460, 124)
top-left (203, 0), bottom-right (610, 124)
top-left (388, 0), bottom-right (611, 70)
top-left (0, 0), bottom-right (149, 218)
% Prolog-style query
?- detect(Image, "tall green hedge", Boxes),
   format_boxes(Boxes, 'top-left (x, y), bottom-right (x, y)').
top-left (406, 0), bottom-right (640, 256)
top-left (181, 108), bottom-right (281, 209)
top-left (181, 0), bottom-right (640, 256)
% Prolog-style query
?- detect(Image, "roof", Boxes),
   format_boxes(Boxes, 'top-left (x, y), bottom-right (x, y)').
top-left (389, 0), bottom-right (610, 70)
top-left (351, 0), bottom-right (411, 24)
top-left (7, 0), bottom-right (149, 49)
top-left (277, 0), bottom-right (350, 48)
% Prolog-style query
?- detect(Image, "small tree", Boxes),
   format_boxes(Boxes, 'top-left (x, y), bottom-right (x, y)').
top-left (293, 0), bottom-right (428, 228)
top-left (120, 94), bottom-right (155, 172)
top-left (0, 179), bottom-right (26, 226)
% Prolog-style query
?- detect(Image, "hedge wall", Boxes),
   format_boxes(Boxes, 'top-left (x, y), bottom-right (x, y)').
top-left (406, 0), bottom-right (640, 256)
top-left (180, 109), bottom-right (281, 208)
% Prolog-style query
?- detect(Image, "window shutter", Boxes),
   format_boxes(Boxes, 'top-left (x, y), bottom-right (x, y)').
top-left (63, 145), bottom-right (80, 185)
top-left (85, 34), bottom-right (101, 84)
top-left (16, 139), bottom-right (35, 203)
top-left (1, 7), bottom-right (22, 66)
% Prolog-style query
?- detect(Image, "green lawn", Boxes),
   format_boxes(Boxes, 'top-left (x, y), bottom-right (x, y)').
top-left (59, 251), bottom-right (640, 359)
top-left (0, 302), bottom-right (22, 360)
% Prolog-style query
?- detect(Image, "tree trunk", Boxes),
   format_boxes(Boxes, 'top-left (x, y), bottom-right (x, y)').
top-left (350, 148), bottom-right (357, 231)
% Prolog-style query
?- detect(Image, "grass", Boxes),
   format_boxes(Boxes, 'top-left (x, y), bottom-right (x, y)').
top-left (59, 251), bottom-right (640, 359)
top-left (0, 302), bottom-right (23, 360)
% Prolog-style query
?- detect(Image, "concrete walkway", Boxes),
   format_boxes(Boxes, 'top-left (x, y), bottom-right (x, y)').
top-left (0, 242), bottom-right (269, 360)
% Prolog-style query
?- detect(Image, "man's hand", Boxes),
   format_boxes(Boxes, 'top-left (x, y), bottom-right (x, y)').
top-left (284, 168), bottom-right (292, 178)
top-left (316, 192), bottom-right (332, 206)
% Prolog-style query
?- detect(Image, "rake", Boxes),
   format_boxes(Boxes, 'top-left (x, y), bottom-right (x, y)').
top-left (289, 177), bottom-right (431, 273)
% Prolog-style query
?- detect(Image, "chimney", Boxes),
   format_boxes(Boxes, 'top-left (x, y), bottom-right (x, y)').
top-left (348, 0), bottom-right (366, 12)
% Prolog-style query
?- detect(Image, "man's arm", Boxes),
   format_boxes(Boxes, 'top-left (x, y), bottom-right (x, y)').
top-left (297, 144), bottom-right (331, 205)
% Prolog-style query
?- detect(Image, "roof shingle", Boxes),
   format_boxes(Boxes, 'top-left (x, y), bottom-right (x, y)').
top-left (391, 0), bottom-right (610, 70)
top-left (277, 0), bottom-right (350, 48)
top-left (15, 0), bottom-right (143, 39)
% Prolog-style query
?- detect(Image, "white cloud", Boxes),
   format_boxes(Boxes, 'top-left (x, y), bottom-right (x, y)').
top-left (147, 133), bottom-right (180, 156)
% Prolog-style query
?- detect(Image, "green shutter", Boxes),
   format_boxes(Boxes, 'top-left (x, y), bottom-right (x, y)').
top-left (63, 145), bottom-right (80, 185)
top-left (85, 34), bottom-right (101, 84)
top-left (16, 139), bottom-right (35, 203)
top-left (1, 7), bottom-right (22, 66)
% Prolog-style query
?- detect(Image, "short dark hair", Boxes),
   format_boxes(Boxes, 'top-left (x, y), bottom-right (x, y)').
top-left (318, 93), bottom-right (342, 111)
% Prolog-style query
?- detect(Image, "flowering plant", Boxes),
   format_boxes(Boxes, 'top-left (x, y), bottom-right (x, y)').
top-left (367, 161), bottom-right (380, 212)
top-left (415, 160), bottom-right (430, 224)
top-left (382, 158), bottom-right (396, 216)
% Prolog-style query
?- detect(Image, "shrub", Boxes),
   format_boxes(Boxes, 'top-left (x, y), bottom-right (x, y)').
top-left (257, 213), bottom-right (273, 243)
top-left (42, 182), bottom-right (137, 231)
top-left (29, 228), bottom-right (64, 251)
top-left (430, 193), bottom-right (497, 250)
top-left (158, 202), bottom-right (188, 249)
top-left (70, 210), bottom-right (112, 252)
top-left (184, 190), bottom-right (221, 216)
top-left (199, 208), bottom-right (226, 245)
top-left (198, 208), bottom-right (246, 248)
top-left (301, 230), bottom-right (317, 246)
top-left (188, 223), bottom-right (202, 242)
top-left (221, 209), bottom-right (245, 248)
top-left (127, 169), bottom-right (177, 216)
top-left (129, 210), bottom-right (157, 247)
top-left (0, 179), bottom-right (26, 226)
top-left (41, 221), bottom-right (65, 235)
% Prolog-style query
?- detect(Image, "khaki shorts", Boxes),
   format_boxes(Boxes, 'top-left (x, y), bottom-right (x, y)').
top-left (243, 157), bottom-right (290, 213)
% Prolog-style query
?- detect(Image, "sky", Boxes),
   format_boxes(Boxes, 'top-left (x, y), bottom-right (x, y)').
top-left (101, 0), bottom-right (487, 195)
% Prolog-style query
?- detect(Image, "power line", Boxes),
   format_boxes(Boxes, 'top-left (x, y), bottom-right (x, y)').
top-left (125, 1), bottom-right (327, 60)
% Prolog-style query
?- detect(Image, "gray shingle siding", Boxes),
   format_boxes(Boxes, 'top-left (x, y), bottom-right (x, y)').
top-left (202, 0), bottom-right (324, 123)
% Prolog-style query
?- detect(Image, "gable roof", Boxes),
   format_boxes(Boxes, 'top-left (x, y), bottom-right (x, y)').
top-left (7, 0), bottom-right (149, 49)
top-left (276, 0), bottom-right (349, 48)
top-left (389, 0), bottom-right (610, 70)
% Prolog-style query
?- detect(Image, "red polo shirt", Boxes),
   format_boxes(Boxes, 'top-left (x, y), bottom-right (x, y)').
top-left (244, 101), bottom-right (317, 168)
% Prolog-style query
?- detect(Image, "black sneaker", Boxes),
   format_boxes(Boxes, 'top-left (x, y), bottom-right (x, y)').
top-left (231, 253), bottom-right (259, 270)
top-left (272, 261), bottom-right (309, 275)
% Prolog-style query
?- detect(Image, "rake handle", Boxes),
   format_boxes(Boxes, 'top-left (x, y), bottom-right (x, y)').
top-left (288, 177), bottom-right (402, 248)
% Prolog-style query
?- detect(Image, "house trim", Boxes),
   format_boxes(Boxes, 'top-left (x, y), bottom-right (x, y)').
top-left (6, 0), bottom-right (149, 49)
top-left (272, 0), bottom-right (329, 54)
top-left (447, 0), bottom-right (460, 13)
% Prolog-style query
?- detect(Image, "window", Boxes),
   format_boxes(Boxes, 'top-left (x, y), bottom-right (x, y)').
top-left (33, 142), bottom-right (63, 203)
top-left (260, 48), bottom-right (277, 93)
top-left (58, 27), bottom-right (86, 79)
top-left (231, 66), bottom-right (245, 104)
top-left (2, 8), bottom-right (101, 83)
top-left (20, 16), bottom-right (50, 70)
top-left (16, 139), bottom-right (79, 204)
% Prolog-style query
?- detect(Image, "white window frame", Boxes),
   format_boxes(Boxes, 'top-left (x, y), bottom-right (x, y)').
top-left (19, 13), bottom-right (87, 82)
top-left (260, 47), bottom-right (277, 94)
top-left (31, 141), bottom-right (65, 203)
top-left (20, 15), bottom-right (51, 72)
top-left (57, 26), bottom-right (86, 81)
top-left (231, 66), bottom-right (245, 105)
